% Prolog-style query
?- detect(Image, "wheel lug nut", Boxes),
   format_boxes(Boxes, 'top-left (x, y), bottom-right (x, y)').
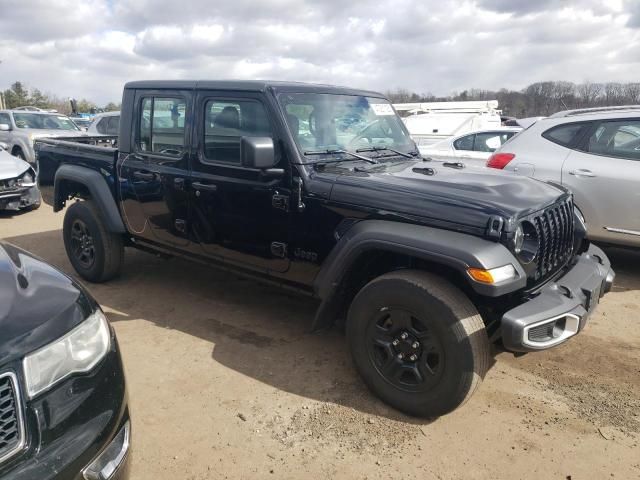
top-left (392, 339), bottom-right (399, 346)
top-left (400, 332), bottom-right (408, 340)
top-left (412, 342), bottom-right (419, 349)
top-left (397, 353), bottom-right (404, 360)
top-left (410, 354), bottom-right (417, 361)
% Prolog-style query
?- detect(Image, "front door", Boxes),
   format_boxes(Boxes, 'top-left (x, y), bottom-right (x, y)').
top-left (119, 91), bottom-right (192, 247)
top-left (189, 91), bottom-right (291, 273)
top-left (562, 117), bottom-right (640, 245)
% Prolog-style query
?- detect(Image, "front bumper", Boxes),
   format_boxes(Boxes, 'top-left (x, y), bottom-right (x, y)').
top-left (0, 185), bottom-right (40, 211)
top-left (0, 330), bottom-right (130, 480)
top-left (501, 244), bottom-right (614, 352)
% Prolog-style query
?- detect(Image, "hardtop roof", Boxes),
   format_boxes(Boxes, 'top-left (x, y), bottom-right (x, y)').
top-left (123, 80), bottom-right (387, 98)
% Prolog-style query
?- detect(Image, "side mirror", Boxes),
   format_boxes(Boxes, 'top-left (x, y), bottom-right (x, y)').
top-left (0, 142), bottom-right (7, 151)
top-left (0, 124), bottom-right (10, 132)
top-left (240, 137), bottom-right (276, 169)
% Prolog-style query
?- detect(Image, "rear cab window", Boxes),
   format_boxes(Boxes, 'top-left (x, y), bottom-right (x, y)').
top-left (137, 97), bottom-right (188, 156)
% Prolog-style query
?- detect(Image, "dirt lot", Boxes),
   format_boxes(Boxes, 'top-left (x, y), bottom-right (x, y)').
top-left (2, 201), bottom-right (639, 480)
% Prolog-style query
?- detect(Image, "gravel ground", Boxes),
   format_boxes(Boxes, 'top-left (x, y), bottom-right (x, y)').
top-left (2, 199), bottom-right (639, 479)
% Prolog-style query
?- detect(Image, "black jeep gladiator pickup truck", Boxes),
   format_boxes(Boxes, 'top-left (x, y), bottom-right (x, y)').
top-left (35, 80), bottom-right (614, 417)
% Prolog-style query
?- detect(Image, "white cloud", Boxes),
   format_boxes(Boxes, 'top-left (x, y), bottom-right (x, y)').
top-left (0, 0), bottom-right (639, 104)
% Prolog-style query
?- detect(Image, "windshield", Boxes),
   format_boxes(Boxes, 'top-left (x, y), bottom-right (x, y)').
top-left (278, 93), bottom-right (415, 161)
top-left (13, 113), bottom-right (80, 131)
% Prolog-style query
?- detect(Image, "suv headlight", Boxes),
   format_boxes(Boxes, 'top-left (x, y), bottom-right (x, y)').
top-left (23, 309), bottom-right (111, 398)
top-left (513, 221), bottom-right (539, 264)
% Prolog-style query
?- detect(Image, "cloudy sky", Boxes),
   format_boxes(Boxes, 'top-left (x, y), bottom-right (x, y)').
top-left (0, 0), bottom-right (638, 104)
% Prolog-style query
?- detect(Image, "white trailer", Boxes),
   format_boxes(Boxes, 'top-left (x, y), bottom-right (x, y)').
top-left (394, 100), bottom-right (502, 147)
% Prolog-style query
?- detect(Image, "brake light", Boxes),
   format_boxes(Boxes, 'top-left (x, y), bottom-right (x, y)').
top-left (486, 153), bottom-right (515, 169)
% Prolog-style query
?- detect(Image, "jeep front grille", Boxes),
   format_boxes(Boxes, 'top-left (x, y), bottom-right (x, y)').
top-left (532, 198), bottom-right (575, 281)
top-left (0, 373), bottom-right (25, 464)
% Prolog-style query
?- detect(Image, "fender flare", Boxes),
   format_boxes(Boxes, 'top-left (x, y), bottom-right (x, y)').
top-left (312, 220), bottom-right (526, 330)
top-left (54, 164), bottom-right (126, 233)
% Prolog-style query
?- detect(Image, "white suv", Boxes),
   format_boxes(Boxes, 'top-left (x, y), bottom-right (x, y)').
top-left (487, 106), bottom-right (640, 248)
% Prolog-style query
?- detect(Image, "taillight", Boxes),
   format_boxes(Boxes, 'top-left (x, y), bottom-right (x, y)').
top-left (486, 153), bottom-right (515, 169)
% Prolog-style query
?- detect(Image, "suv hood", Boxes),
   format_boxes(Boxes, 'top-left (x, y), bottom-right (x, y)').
top-left (314, 160), bottom-right (568, 232)
top-left (0, 242), bottom-right (95, 365)
top-left (0, 149), bottom-right (30, 180)
top-left (24, 129), bottom-right (87, 138)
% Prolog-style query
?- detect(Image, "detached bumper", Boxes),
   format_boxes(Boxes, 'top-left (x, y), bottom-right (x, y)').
top-left (501, 244), bottom-right (614, 352)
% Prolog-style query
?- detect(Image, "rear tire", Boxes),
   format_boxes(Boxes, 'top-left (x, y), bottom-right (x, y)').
top-left (346, 270), bottom-right (491, 417)
top-left (63, 200), bottom-right (124, 282)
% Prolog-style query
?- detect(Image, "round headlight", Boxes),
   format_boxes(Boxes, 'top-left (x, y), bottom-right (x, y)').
top-left (513, 221), bottom-right (539, 264)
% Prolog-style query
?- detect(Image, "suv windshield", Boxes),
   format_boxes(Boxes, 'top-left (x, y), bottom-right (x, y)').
top-left (278, 93), bottom-right (415, 161)
top-left (13, 113), bottom-right (80, 131)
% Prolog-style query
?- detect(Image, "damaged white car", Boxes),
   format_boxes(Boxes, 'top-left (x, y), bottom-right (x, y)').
top-left (0, 142), bottom-right (41, 211)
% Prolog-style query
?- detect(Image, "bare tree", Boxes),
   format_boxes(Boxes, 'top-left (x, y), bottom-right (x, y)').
top-left (576, 81), bottom-right (603, 107)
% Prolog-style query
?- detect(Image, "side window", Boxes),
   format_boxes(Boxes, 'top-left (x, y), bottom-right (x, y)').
top-left (585, 119), bottom-right (640, 160)
top-left (542, 123), bottom-right (585, 147)
top-left (473, 132), bottom-right (503, 152)
top-left (106, 116), bottom-right (119, 135)
top-left (203, 99), bottom-right (272, 164)
top-left (453, 134), bottom-right (474, 151)
top-left (137, 97), bottom-right (187, 156)
top-left (473, 132), bottom-right (515, 152)
top-left (96, 118), bottom-right (109, 134)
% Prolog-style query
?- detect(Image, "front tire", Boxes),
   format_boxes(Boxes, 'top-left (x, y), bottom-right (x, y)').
top-left (347, 270), bottom-right (491, 417)
top-left (63, 200), bottom-right (124, 282)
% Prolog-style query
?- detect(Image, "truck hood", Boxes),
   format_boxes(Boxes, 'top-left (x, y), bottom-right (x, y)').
top-left (315, 160), bottom-right (568, 231)
top-left (0, 242), bottom-right (95, 365)
top-left (0, 149), bottom-right (30, 180)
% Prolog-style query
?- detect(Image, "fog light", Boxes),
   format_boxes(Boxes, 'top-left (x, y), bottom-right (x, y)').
top-left (83, 421), bottom-right (130, 480)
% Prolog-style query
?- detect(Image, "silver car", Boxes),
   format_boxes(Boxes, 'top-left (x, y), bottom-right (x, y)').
top-left (87, 111), bottom-right (120, 136)
top-left (487, 106), bottom-right (640, 248)
top-left (0, 144), bottom-right (40, 211)
top-left (0, 110), bottom-right (86, 166)
top-left (419, 127), bottom-right (521, 166)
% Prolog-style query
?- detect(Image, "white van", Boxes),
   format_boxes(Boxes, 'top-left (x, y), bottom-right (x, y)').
top-left (394, 100), bottom-right (503, 148)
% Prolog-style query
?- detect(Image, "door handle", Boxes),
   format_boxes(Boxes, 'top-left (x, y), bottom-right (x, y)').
top-left (192, 182), bottom-right (218, 192)
top-left (569, 169), bottom-right (596, 178)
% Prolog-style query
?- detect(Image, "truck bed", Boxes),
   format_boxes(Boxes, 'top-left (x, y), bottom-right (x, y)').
top-left (34, 136), bottom-right (118, 184)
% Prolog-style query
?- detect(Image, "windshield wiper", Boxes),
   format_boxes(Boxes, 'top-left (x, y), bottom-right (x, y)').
top-left (355, 146), bottom-right (417, 159)
top-left (303, 149), bottom-right (378, 164)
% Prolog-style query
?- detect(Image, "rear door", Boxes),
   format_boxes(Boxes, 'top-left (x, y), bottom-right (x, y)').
top-left (189, 91), bottom-right (291, 273)
top-left (562, 118), bottom-right (640, 245)
top-left (118, 90), bottom-right (192, 247)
